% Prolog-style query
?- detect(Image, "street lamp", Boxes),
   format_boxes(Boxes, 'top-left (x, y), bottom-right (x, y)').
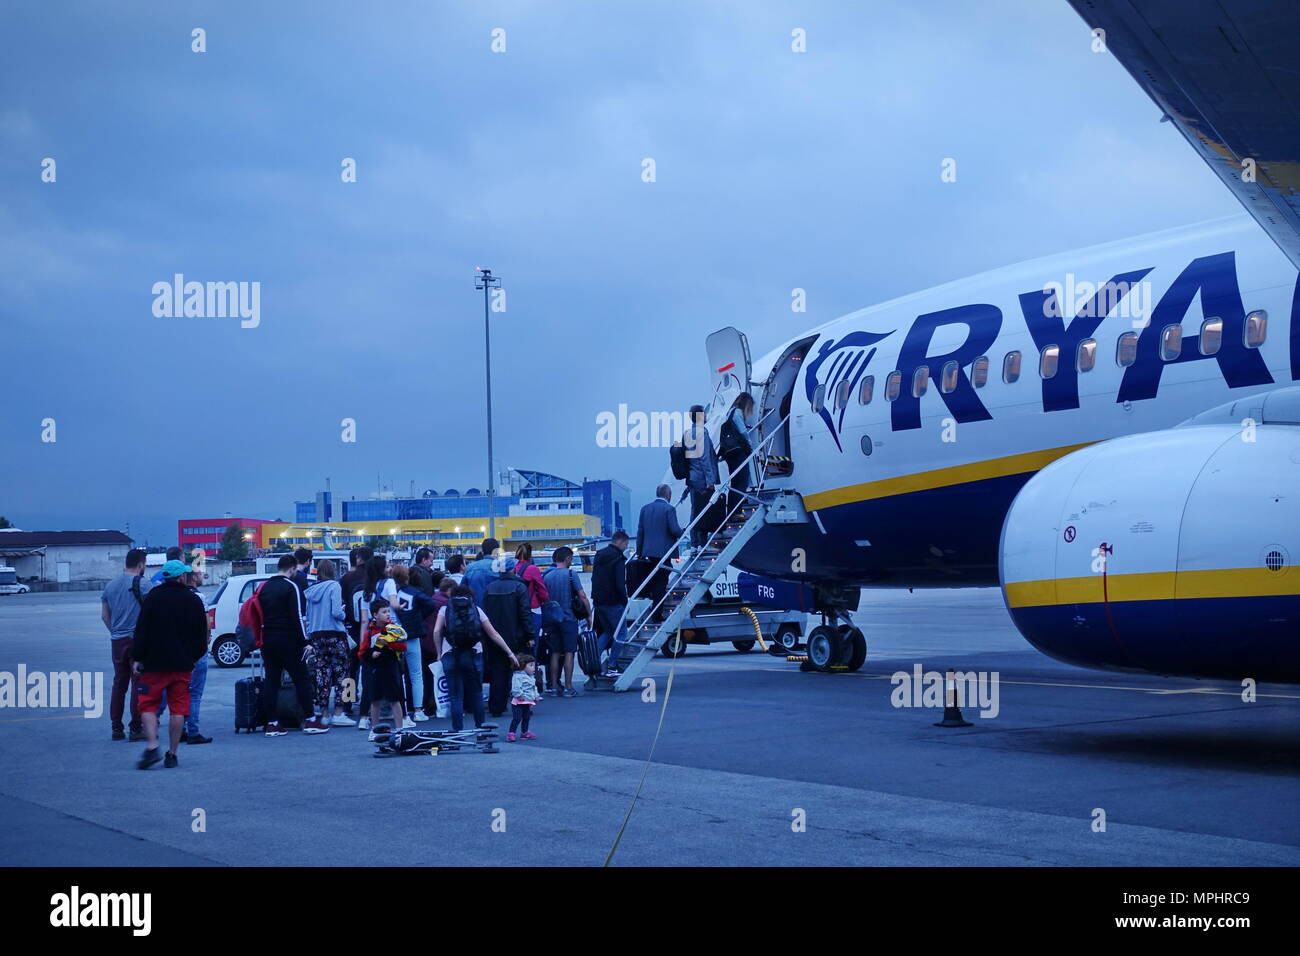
top-left (475, 266), bottom-right (502, 539)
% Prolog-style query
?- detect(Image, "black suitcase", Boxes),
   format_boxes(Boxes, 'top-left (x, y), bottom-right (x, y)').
top-left (234, 653), bottom-right (264, 733)
top-left (576, 622), bottom-right (602, 677)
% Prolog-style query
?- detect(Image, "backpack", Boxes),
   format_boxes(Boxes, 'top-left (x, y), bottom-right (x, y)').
top-left (719, 412), bottom-right (748, 458)
top-left (237, 581), bottom-right (267, 650)
top-left (445, 595), bottom-right (482, 650)
top-left (669, 440), bottom-right (689, 480)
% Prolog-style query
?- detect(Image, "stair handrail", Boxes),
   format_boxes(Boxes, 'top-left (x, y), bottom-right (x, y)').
top-left (618, 410), bottom-right (790, 643)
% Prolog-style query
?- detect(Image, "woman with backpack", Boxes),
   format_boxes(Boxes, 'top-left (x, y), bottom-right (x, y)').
top-left (719, 391), bottom-right (758, 511)
top-left (513, 543), bottom-right (549, 657)
top-left (431, 584), bottom-right (519, 731)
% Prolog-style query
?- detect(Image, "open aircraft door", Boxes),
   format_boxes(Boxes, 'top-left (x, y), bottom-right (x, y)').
top-left (705, 327), bottom-right (751, 417)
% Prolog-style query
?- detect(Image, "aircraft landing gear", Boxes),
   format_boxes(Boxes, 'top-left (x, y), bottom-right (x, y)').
top-left (804, 612), bottom-right (865, 673)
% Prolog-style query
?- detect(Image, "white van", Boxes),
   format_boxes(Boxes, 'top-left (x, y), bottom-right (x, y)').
top-left (0, 566), bottom-right (29, 595)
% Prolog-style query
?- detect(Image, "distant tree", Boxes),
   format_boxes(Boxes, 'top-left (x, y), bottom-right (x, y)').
top-left (0, 516), bottom-right (11, 529)
top-left (369, 535), bottom-right (397, 552)
top-left (218, 523), bottom-right (251, 561)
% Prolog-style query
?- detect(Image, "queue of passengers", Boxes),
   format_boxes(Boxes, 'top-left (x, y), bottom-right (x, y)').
top-left (104, 394), bottom-right (760, 767)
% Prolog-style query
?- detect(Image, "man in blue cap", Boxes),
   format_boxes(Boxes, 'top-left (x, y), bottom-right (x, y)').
top-left (131, 560), bottom-right (209, 769)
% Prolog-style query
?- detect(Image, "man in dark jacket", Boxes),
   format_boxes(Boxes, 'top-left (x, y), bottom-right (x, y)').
top-left (592, 532), bottom-right (630, 674)
top-left (292, 547), bottom-right (313, 595)
top-left (636, 485), bottom-right (683, 619)
top-left (131, 560), bottom-right (209, 769)
top-left (409, 547), bottom-right (438, 596)
top-left (259, 555), bottom-right (321, 736)
top-left (481, 558), bottom-right (535, 717)
top-left (684, 404), bottom-right (721, 546)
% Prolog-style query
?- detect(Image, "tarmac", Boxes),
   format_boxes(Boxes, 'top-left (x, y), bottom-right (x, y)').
top-left (2, 588), bottom-right (1297, 866)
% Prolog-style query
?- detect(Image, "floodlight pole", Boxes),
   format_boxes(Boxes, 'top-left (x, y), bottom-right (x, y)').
top-left (474, 267), bottom-right (502, 539)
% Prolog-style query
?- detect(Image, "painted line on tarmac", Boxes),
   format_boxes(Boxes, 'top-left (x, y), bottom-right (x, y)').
top-left (0, 714), bottom-right (91, 723)
top-left (658, 661), bottom-right (1300, 701)
top-left (853, 672), bottom-right (1300, 700)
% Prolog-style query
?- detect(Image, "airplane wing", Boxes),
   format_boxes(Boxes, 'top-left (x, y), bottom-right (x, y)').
top-left (1067, 0), bottom-right (1300, 269)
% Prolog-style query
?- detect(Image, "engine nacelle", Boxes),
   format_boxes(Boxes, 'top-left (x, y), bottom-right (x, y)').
top-left (1000, 393), bottom-right (1300, 682)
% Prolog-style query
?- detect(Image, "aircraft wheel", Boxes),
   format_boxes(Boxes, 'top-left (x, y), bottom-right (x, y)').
top-left (805, 625), bottom-right (843, 672)
top-left (840, 625), bottom-right (867, 671)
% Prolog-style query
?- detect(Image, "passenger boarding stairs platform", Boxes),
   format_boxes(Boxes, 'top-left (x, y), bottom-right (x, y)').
top-left (595, 416), bottom-right (809, 692)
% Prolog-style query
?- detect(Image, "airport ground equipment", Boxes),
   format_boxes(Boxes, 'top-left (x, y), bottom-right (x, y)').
top-left (370, 723), bottom-right (500, 756)
top-left (590, 415), bottom-right (831, 691)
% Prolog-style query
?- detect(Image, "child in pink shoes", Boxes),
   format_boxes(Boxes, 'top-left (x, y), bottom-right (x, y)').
top-left (506, 654), bottom-right (541, 742)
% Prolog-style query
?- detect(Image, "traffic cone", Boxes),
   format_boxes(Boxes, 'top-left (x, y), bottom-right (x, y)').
top-left (934, 668), bottom-right (973, 727)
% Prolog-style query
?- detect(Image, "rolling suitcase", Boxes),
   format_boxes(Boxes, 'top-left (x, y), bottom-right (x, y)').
top-left (576, 621), bottom-right (602, 677)
top-left (234, 652), bottom-right (265, 733)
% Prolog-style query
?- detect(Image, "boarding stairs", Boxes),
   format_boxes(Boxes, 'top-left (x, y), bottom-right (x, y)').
top-left (594, 414), bottom-right (808, 692)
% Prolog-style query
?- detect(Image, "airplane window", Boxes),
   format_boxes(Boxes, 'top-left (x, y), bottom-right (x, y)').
top-left (1076, 338), bottom-right (1097, 373)
top-left (860, 434), bottom-right (873, 456)
top-left (940, 361), bottom-right (960, 394)
top-left (859, 375), bottom-right (874, 405)
top-left (912, 366), bottom-right (929, 398)
top-left (1002, 351), bottom-right (1021, 384)
top-left (811, 384), bottom-right (825, 412)
top-left (1039, 345), bottom-right (1060, 380)
top-left (885, 371), bottom-right (902, 402)
top-left (835, 379), bottom-right (852, 411)
top-left (1159, 324), bottom-right (1182, 361)
top-left (1245, 310), bottom-right (1267, 347)
top-left (971, 355), bottom-right (989, 388)
top-left (1200, 317), bottom-right (1223, 356)
top-left (1116, 331), bottom-right (1138, 367)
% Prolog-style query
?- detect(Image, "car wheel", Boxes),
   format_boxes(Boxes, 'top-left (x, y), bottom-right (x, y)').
top-left (212, 636), bottom-right (246, 668)
top-left (731, 640), bottom-right (755, 653)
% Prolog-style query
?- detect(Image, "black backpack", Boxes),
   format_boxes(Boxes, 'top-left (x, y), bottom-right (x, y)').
top-left (719, 414), bottom-right (749, 458)
top-left (446, 595), bottom-right (482, 650)
top-left (670, 441), bottom-right (689, 480)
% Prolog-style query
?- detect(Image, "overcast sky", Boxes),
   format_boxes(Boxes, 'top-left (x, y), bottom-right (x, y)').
top-left (0, 0), bottom-right (1241, 545)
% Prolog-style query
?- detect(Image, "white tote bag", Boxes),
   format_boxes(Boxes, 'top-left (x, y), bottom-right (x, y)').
top-left (430, 657), bottom-right (451, 718)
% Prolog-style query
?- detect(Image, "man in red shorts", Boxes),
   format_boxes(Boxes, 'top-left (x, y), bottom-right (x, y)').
top-left (131, 560), bottom-right (209, 769)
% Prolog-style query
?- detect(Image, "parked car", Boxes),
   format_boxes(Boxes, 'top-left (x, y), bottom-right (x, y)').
top-left (207, 573), bottom-right (270, 667)
top-left (207, 571), bottom-right (320, 666)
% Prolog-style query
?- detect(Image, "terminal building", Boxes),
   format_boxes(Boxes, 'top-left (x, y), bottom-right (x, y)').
top-left (178, 517), bottom-right (277, 556)
top-left (259, 470), bottom-right (630, 553)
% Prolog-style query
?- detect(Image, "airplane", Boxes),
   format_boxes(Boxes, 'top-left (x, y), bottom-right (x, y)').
top-left (687, 0), bottom-right (1300, 684)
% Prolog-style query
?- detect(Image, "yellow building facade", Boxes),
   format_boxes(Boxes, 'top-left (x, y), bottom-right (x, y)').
top-left (260, 513), bottom-right (601, 552)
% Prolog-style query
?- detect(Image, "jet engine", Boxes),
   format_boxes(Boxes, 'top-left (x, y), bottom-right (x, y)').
top-left (999, 387), bottom-right (1300, 682)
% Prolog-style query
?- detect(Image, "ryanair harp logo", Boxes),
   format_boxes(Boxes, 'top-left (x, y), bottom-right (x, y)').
top-left (804, 330), bottom-right (894, 450)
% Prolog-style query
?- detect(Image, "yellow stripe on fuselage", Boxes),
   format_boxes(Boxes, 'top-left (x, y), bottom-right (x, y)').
top-left (803, 442), bottom-right (1095, 512)
top-left (1005, 568), bottom-right (1300, 608)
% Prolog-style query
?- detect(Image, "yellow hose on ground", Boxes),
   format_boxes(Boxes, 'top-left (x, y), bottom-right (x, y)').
top-left (738, 606), bottom-right (768, 652)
